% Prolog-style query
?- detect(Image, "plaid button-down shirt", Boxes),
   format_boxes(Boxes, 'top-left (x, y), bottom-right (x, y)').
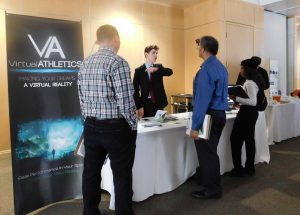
top-left (78, 47), bottom-right (137, 130)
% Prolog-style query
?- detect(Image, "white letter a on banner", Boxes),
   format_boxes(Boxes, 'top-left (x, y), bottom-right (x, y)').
top-left (44, 36), bottom-right (66, 59)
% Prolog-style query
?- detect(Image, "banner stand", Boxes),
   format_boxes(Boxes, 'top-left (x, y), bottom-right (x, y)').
top-left (6, 13), bottom-right (84, 215)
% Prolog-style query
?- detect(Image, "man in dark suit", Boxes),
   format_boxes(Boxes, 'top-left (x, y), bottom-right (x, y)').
top-left (133, 45), bottom-right (173, 118)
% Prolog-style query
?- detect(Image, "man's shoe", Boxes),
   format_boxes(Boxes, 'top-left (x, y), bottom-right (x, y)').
top-left (191, 190), bottom-right (222, 199)
top-left (224, 169), bottom-right (245, 177)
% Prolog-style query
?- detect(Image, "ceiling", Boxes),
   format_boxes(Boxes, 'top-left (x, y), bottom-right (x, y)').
top-left (263, 0), bottom-right (300, 17)
top-left (148, 0), bottom-right (300, 17)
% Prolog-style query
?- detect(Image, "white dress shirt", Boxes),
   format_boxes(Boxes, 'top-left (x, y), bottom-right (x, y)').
top-left (236, 80), bottom-right (258, 106)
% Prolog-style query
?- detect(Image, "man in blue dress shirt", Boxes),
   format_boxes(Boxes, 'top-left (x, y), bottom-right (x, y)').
top-left (190, 36), bottom-right (228, 199)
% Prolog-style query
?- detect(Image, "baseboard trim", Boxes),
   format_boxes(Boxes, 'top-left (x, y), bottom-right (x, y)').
top-left (0, 150), bottom-right (11, 155)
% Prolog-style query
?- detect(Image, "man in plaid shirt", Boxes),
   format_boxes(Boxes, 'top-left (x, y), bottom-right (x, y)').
top-left (78, 24), bottom-right (137, 215)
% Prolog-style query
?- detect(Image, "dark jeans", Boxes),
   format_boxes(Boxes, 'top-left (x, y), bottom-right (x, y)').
top-left (143, 99), bottom-right (158, 117)
top-left (82, 117), bottom-right (137, 215)
top-left (194, 109), bottom-right (226, 194)
top-left (230, 106), bottom-right (258, 173)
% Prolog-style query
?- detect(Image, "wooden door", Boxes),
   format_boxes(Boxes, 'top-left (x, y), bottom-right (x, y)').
top-left (226, 23), bottom-right (254, 85)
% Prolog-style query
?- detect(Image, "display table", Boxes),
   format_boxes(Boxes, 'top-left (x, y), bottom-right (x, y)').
top-left (101, 112), bottom-right (270, 209)
top-left (265, 101), bottom-right (300, 143)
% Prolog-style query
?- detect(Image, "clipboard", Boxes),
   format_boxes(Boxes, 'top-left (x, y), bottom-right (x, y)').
top-left (228, 85), bottom-right (249, 98)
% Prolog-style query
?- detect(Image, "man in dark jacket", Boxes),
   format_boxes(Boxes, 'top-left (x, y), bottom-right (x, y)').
top-left (236, 56), bottom-right (269, 90)
top-left (133, 45), bottom-right (173, 118)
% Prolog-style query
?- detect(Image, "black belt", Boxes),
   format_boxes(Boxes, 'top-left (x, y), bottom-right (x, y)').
top-left (86, 116), bottom-right (125, 124)
top-left (207, 109), bottom-right (225, 114)
top-left (240, 105), bottom-right (258, 111)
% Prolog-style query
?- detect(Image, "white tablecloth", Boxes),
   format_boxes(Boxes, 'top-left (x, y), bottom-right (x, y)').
top-left (265, 101), bottom-right (300, 143)
top-left (101, 112), bottom-right (270, 209)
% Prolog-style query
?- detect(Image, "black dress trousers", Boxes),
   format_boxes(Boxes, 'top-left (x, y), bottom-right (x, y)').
top-left (194, 109), bottom-right (226, 194)
top-left (230, 106), bottom-right (258, 173)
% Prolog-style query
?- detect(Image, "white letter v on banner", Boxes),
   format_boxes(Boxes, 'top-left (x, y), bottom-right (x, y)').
top-left (27, 34), bottom-right (52, 58)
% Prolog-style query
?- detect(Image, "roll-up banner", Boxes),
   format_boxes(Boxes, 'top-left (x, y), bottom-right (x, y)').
top-left (6, 13), bottom-right (84, 215)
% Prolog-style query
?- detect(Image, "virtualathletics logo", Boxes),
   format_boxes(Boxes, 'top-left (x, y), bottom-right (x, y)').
top-left (28, 34), bottom-right (66, 59)
top-left (8, 33), bottom-right (81, 70)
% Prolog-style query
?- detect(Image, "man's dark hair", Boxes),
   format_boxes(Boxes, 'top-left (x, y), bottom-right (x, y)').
top-left (195, 36), bottom-right (219, 55)
top-left (251, 56), bottom-right (262, 66)
top-left (144, 45), bottom-right (159, 53)
top-left (96, 24), bottom-right (119, 42)
top-left (241, 59), bottom-right (258, 69)
top-left (241, 59), bottom-right (264, 89)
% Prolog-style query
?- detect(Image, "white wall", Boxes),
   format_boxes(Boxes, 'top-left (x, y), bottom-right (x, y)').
top-left (264, 11), bottom-right (287, 94)
top-left (297, 25), bottom-right (300, 88)
top-left (287, 17), bottom-right (297, 93)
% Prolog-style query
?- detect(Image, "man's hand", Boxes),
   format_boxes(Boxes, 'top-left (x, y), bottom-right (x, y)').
top-left (137, 107), bottom-right (144, 119)
top-left (229, 94), bottom-right (236, 102)
top-left (233, 102), bottom-right (240, 108)
top-left (148, 66), bottom-right (158, 73)
top-left (190, 130), bottom-right (200, 140)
